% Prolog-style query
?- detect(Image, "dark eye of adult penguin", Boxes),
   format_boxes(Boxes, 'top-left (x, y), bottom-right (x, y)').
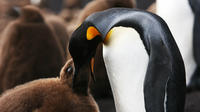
top-left (69, 8), bottom-right (186, 112)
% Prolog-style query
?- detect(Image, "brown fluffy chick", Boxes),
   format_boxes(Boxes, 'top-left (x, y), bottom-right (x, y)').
top-left (44, 14), bottom-right (70, 59)
top-left (0, 59), bottom-right (99, 112)
top-left (78, 0), bottom-right (135, 23)
top-left (0, 0), bottom-right (30, 36)
top-left (0, 5), bottom-right (65, 93)
top-left (147, 2), bottom-right (156, 13)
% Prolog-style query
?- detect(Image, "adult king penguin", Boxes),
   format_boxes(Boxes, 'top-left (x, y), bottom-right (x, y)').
top-left (187, 0), bottom-right (200, 90)
top-left (69, 8), bottom-right (186, 112)
top-left (157, 0), bottom-right (200, 90)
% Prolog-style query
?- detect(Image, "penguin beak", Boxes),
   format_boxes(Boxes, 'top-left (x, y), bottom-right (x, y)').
top-left (90, 57), bottom-right (95, 74)
top-left (90, 57), bottom-right (96, 82)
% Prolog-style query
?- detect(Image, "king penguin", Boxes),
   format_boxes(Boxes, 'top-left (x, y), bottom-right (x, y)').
top-left (69, 8), bottom-right (186, 112)
top-left (157, 0), bottom-right (200, 90)
top-left (187, 0), bottom-right (200, 90)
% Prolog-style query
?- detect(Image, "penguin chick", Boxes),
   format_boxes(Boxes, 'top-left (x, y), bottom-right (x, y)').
top-left (64, 0), bottom-right (80, 9)
top-left (78, 0), bottom-right (135, 23)
top-left (0, 59), bottom-right (99, 112)
top-left (147, 2), bottom-right (156, 13)
top-left (0, 0), bottom-right (30, 37)
top-left (44, 14), bottom-right (70, 59)
top-left (0, 5), bottom-right (65, 93)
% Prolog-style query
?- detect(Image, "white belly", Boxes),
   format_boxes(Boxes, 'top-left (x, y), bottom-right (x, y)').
top-left (157, 0), bottom-right (196, 84)
top-left (103, 27), bottom-right (149, 112)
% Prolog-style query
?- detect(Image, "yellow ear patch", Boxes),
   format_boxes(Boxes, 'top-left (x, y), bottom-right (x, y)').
top-left (104, 29), bottom-right (113, 44)
top-left (87, 26), bottom-right (100, 40)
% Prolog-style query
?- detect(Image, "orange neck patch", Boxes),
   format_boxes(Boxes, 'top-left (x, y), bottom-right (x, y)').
top-left (86, 26), bottom-right (101, 40)
top-left (104, 29), bottom-right (113, 44)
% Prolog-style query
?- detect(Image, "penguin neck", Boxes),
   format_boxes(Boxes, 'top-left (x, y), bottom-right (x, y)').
top-left (157, 0), bottom-right (196, 84)
top-left (103, 27), bottom-right (149, 112)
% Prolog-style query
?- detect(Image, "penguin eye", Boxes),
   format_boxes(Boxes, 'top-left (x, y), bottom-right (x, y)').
top-left (86, 26), bottom-right (101, 40)
top-left (66, 66), bottom-right (73, 74)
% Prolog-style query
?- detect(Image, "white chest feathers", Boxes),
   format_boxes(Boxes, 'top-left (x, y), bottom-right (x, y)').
top-left (156, 0), bottom-right (196, 84)
top-left (103, 27), bottom-right (149, 112)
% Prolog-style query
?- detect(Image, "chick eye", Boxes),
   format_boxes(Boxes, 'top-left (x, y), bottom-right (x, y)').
top-left (66, 66), bottom-right (73, 74)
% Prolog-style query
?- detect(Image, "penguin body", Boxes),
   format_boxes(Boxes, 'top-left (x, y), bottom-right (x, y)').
top-left (103, 27), bottom-right (148, 112)
top-left (69, 8), bottom-right (186, 112)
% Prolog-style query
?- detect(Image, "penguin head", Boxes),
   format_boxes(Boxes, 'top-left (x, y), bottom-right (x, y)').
top-left (20, 5), bottom-right (44, 23)
top-left (60, 58), bottom-right (75, 87)
top-left (69, 22), bottom-right (105, 95)
top-left (69, 22), bottom-right (101, 67)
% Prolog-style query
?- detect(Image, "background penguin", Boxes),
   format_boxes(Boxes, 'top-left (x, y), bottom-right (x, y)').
top-left (44, 14), bottom-right (70, 58)
top-left (186, 0), bottom-right (200, 91)
top-left (0, 0), bottom-right (30, 38)
top-left (184, 1), bottom-right (200, 112)
top-left (0, 5), bottom-right (66, 93)
top-left (0, 0), bottom-right (68, 51)
top-left (69, 8), bottom-right (186, 112)
top-left (156, 0), bottom-right (200, 90)
top-left (0, 59), bottom-right (99, 112)
top-left (155, 0), bottom-right (200, 111)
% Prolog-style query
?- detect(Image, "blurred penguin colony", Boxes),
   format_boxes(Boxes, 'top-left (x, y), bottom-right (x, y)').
top-left (0, 0), bottom-right (199, 112)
